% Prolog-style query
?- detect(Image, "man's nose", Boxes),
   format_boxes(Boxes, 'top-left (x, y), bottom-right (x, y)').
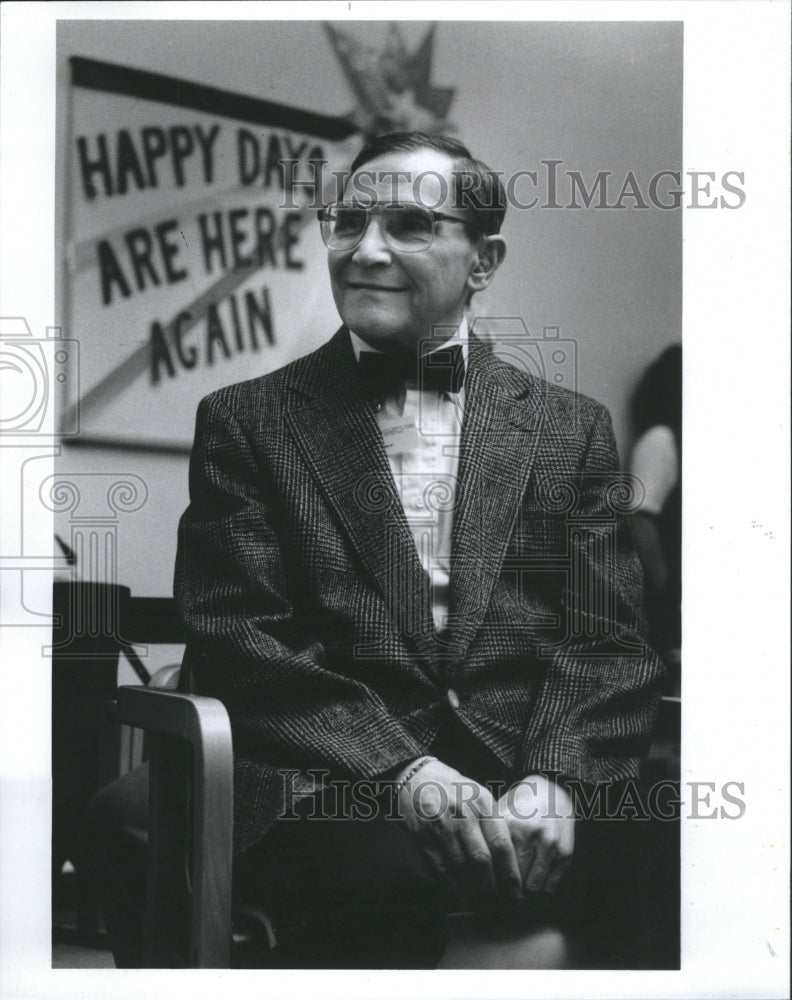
top-left (350, 215), bottom-right (392, 265)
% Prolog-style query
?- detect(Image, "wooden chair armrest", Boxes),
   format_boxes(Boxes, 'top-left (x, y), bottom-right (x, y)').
top-left (117, 685), bottom-right (233, 968)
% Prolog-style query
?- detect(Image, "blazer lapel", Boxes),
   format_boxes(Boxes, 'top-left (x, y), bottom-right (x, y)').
top-left (446, 337), bottom-right (547, 662)
top-left (285, 329), bottom-right (439, 672)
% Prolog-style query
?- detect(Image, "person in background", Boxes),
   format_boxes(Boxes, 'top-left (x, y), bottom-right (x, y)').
top-left (628, 344), bottom-right (682, 695)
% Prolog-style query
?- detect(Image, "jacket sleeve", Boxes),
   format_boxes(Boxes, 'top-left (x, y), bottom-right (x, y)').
top-left (174, 391), bottom-right (424, 779)
top-left (518, 405), bottom-right (666, 785)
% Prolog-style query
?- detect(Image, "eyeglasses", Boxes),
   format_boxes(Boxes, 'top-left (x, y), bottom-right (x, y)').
top-left (317, 202), bottom-right (475, 253)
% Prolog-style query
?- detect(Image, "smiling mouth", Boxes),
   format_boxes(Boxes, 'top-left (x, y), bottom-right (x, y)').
top-left (348, 282), bottom-right (407, 292)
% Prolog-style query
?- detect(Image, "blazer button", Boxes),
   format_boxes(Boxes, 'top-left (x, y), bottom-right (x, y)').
top-left (446, 688), bottom-right (460, 710)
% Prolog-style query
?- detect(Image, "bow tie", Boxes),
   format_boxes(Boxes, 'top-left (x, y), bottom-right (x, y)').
top-left (358, 344), bottom-right (465, 394)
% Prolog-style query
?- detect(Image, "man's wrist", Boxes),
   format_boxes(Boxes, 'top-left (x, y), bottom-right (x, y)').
top-left (378, 755), bottom-right (429, 783)
top-left (391, 755), bottom-right (437, 794)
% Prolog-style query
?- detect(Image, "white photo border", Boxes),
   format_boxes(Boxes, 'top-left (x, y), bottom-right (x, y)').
top-left (0, 2), bottom-right (788, 999)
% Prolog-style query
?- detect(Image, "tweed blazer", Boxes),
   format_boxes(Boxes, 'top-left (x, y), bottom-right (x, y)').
top-left (174, 327), bottom-right (664, 851)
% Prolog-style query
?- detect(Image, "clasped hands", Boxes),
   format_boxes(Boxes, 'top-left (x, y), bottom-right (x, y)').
top-left (394, 758), bottom-right (575, 907)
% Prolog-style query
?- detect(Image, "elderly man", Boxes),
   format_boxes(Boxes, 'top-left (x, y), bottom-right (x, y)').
top-left (170, 130), bottom-right (663, 967)
top-left (91, 131), bottom-right (663, 969)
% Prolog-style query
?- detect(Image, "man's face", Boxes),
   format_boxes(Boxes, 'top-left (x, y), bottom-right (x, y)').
top-left (327, 149), bottom-right (483, 355)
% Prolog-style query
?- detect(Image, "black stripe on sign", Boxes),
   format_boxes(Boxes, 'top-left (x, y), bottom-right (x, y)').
top-left (69, 55), bottom-right (359, 141)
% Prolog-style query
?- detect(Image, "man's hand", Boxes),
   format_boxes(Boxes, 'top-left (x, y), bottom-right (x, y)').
top-left (499, 774), bottom-right (575, 894)
top-left (394, 758), bottom-right (523, 906)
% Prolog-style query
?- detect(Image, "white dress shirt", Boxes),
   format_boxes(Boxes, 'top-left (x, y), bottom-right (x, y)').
top-left (349, 320), bottom-right (468, 632)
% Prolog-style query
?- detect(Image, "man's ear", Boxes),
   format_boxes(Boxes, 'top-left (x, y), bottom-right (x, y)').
top-left (466, 236), bottom-right (507, 295)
